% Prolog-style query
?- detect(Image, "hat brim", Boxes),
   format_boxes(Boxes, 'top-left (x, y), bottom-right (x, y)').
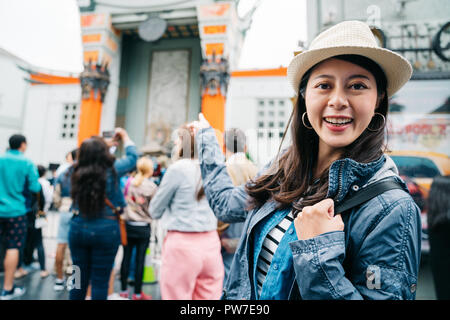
top-left (287, 46), bottom-right (412, 98)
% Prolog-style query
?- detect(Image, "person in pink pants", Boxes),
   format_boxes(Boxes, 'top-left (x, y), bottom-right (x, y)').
top-left (149, 124), bottom-right (224, 300)
top-left (160, 231), bottom-right (223, 300)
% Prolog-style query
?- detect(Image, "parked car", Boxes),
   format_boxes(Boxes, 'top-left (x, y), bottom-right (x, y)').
top-left (387, 150), bottom-right (450, 254)
top-left (387, 150), bottom-right (450, 198)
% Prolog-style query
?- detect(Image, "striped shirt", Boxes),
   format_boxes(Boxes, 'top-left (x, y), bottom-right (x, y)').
top-left (254, 180), bottom-right (320, 296)
top-left (256, 210), bottom-right (294, 295)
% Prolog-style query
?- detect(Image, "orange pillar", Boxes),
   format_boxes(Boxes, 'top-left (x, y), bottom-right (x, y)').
top-left (77, 91), bottom-right (103, 146)
top-left (77, 61), bottom-right (110, 147)
top-left (201, 89), bottom-right (225, 132)
top-left (201, 88), bottom-right (225, 150)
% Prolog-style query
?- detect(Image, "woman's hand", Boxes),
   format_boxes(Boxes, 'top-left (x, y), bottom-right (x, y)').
top-left (294, 198), bottom-right (344, 240)
top-left (114, 127), bottom-right (130, 143)
top-left (187, 113), bottom-right (211, 136)
top-left (105, 128), bottom-right (128, 147)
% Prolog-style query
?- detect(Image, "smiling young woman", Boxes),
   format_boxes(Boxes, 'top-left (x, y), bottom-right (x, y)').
top-left (300, 54), bottom-right (387, 181)
top-left (189, 20), bottom-right (421, 300)
top-left (305, 58), bottom-right (379, 154)
top-left (248, 53), bottom-right (390, 214)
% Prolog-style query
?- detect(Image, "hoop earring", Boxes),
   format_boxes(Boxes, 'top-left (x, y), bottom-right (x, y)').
top-left (367, 112), bottom-right (386, 132)
top-left (302, 112), bottom-right (313, 129)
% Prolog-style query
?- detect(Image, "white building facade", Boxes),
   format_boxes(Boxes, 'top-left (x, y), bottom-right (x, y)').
top-left (225, 68), bottom-right (294, 167)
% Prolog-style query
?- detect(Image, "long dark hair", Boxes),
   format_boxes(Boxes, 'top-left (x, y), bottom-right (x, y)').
top-left (177, 125), bottom-right (205, 201)
top-left (71, 137), bottom-right (116, 217)
top-left (246, 54), bottom-right (388, 214)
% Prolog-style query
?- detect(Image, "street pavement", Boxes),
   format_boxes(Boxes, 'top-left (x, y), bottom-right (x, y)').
top-left (0, 211), bottom-right (437, 300)
top-left (0, 263), bottom-right (161, 300)
top-left (0, 211), bottom-right (161, 300)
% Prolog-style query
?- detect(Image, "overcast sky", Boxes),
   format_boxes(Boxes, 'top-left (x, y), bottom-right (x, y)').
top-left (0, 0), bottom-right (307, 73)
top-left (237, 0), bottom-right (307, 70)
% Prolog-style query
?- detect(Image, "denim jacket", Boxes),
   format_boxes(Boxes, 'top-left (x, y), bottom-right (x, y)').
top-left (196, 127), bottom-right (421, 300)
top-left (56, 166), bottom-right (72, 198)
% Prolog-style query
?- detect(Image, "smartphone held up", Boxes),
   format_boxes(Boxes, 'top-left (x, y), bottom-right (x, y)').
top-left (102, 131), bottom-right (115, 139)
top-left (102, 130), bottom-right (120, 154)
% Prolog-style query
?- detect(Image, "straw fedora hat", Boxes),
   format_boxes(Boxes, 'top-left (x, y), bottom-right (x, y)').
top-left (287, 20), bottom-right (412, 98)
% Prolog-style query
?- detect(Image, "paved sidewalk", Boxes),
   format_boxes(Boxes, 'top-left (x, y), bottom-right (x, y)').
top-left (0, 264), bottom-right (160, 300)
top-left (0, 211), bottom-right (436, 300)
top-left (0, 211), bottom-right (161, 300)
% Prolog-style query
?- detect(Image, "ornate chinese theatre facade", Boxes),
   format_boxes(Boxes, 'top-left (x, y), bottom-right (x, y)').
top-left (14, 0), bottom-right (246, 165)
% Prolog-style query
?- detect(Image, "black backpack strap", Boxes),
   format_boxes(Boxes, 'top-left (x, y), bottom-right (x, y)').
top-left (334, 178), bottom-right (404, 216)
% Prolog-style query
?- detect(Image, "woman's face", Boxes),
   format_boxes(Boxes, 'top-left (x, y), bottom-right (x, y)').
top-left (304, 58), bottom-right (379, 154)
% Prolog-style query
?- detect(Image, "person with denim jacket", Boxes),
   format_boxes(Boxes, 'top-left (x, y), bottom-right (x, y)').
top-left (189, 21), bottom-right (421, 300)
top-left (68, 128), bottom-right (138, 300)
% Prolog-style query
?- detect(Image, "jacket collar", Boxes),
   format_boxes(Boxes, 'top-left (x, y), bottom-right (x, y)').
top-left (327, 154), bottom-right (389, 203)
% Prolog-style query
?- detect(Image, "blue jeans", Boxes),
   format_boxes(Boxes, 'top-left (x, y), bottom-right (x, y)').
top-left (68, 216), bottom-right (120, 300)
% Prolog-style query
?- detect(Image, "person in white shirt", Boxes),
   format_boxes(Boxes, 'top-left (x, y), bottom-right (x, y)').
top-left (38, 166), bottom-right (54, 212)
